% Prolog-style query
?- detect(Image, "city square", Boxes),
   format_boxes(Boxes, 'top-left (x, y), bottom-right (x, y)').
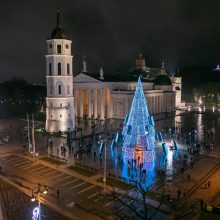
top-left (1, 1), bottom-right (220, 220)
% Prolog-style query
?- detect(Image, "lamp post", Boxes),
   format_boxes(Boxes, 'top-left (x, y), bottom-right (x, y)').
top-left (169, 128), bottom-right (172, 140)
top-left (98, 135), bottom-right (107, 191)
top-left (30, 183), bottom-right (48, 220)
top-left (189, 132), bottom-right (191, 147)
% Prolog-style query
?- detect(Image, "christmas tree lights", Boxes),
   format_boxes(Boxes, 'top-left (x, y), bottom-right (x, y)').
top-left (122, 77), bottom-right (155, 162)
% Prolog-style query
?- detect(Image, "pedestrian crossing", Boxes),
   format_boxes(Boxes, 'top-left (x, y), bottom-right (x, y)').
top-left (2, 154), bottom-right (131, 213)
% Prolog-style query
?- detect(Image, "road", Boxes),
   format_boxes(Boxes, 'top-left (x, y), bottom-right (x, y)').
top-left (0, 177), bottom-right (68, 220)
top-left (0, 152), bottom-right (168, 219)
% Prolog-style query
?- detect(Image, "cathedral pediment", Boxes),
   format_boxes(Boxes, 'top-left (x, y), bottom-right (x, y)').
top-left (74, 73), bottom-right (101, 83)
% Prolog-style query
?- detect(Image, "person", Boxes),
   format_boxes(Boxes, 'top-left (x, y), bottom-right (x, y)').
top-left (94, 151), bottom-right (96, 161)
top-left (180, 167), bottom-right (184, 174)
top-left (183, 190), bottom-right (186, 199)
top-left (177, 188), bottom-right (181, 199)
top-left (167, 192), bottom-right (171, 201)
top-left (57, 189), bottom-right (60, 200)
top-left (200, 199), bottom-right (204, 209)
top-left (191, 204), bottom-right (195, 212)
top-left (207, 180), bottom-right (211, 188)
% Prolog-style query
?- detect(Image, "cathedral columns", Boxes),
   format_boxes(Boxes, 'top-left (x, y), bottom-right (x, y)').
top-left (94, 89), bottom-right (98, 119)
top-left (100, 88), bottom-right (105, 120)
top-left (79, 89), bottom-right (83, 117)
top-left (107, 89), bottom-right (111, 118)
top-left (74, 90), bottom-right (78, 117)
top-left (88, 89), bottom-right (92, 118)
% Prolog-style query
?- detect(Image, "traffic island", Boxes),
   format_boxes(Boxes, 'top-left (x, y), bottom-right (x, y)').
top-left (97, 177), bottom-right (134, 190)
top-left (67, 165), bottom-right (97, 177)
top-left (40, 156), bottom-right (66, 165)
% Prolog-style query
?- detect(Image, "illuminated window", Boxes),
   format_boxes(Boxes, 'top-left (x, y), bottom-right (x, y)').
top-left (49, 63), bottom-right (52, 75)
top-left (57, 45), bottom-right (61, 54)
top-left (67, 63), bottom-right (70, 75)
top-left (58, 63), bottom-right (61, 75)
top-left (58, 85), bottom-right (61, 94)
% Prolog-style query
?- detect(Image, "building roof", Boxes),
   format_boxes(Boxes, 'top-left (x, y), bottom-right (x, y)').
top-left (50, 27), bottom-right (68, 40)
top-left (84, 72), bottom-right (153, 83)
top-left (76, 72), bottom-right (153, 83)
top-left (49, 10), bottom-right (69, 40)
top-left (154, 74), bottom-right (172, 85)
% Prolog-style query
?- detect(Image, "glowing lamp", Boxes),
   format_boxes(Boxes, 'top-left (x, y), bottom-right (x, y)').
top-left (43, 189), bottom-right (48, 194)
top-left (31, 196), bottom-right (36, 202)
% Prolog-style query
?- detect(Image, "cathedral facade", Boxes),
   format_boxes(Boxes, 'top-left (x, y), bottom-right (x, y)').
top-left (73, 57), bottom-right (182, 120)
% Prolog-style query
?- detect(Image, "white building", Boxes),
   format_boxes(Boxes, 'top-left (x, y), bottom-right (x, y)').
top-left (45, 10), bottom-right (75, 132)
top-left (44, 11), bottom-right (183, 128)
top-left (73, 56), bottom-right (182, 120)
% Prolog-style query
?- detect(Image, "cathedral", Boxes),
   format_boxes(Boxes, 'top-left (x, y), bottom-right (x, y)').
top-left (73, 56), bottom-right (182, 120)
top-left (45, 10), bottom-right (182, 132)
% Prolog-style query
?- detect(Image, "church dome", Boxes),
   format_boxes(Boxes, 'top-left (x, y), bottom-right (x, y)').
top-left (50, 27), bottom-right (68, 39)
top-left (154, 74), bottom-right (172, 85)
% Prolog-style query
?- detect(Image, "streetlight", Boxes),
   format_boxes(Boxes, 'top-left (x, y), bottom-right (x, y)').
top-left (30, 183), bottom-right (48, 220)
top-left (98, 135), bottom-right (107, 191)
top-left (189, 132), bottom-right (191, 147)
top-left (169, 128), bottom-right (172, 140)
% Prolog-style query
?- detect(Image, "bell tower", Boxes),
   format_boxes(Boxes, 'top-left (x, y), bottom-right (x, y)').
top-left (45, 10), bottom-right (75, 132)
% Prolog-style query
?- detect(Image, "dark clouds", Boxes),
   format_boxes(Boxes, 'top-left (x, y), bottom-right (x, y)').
top-left (0, 0), bottom-right (219, 82)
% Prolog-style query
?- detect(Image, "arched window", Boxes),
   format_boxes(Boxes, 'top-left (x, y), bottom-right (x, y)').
top-left (57, 45), bottom-right (61, 54)
top-left (67, 63), bottom-right (70, 75)
top-left (67, 85), bottom-right (70, 95)
top-left (58, 63), bottom-right (61, 75)
top-left (58, 85), bottom-right (61, 95)
top-left (49, 63), bottom-right (52, 75)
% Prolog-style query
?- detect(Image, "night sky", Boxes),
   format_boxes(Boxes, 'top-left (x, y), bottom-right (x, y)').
top-left (0, 0), bottom-right (220, 83)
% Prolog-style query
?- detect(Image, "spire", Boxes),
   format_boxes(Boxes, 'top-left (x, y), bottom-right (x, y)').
top-left (50, 3), bottom-right (68, 40)
top-left (56, 9), bottom-right (61, 27)
top-left (99, 67), bottom-right (104, 80)
top-left (82, 55), bottom-right (87, 73)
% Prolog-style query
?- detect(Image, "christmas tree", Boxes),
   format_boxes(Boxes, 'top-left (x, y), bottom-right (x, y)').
top-left (122, 76), bottom-right (155, 162)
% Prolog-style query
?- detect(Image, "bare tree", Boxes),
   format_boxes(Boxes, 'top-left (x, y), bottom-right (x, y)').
top-left (111, 181), bottom-right (163, 220)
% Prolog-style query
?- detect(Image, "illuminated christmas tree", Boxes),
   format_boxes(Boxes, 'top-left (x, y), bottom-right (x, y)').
top-left (122, 77), bottom-right (155, 162)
